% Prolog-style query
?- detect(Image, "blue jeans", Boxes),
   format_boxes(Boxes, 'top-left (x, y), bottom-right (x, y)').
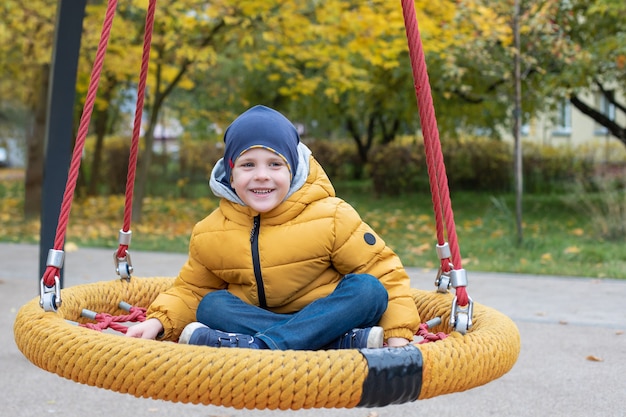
top-left (195, 273), bottom-right (388, 350)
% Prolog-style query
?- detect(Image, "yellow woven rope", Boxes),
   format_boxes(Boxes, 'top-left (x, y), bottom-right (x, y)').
top-left (13, 277), bottom-right (520, 409)
top-left (412, 290), bottom-right (521, 399)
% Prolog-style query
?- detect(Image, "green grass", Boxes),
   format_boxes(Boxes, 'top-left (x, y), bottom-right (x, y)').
top-left (341, 188), bottom-right (625, 279)
top-left (1, 174), bottom-right (625, 279)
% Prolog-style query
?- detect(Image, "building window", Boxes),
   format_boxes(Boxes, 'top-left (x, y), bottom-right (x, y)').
top-left (552, 100), bottom-right (571, 136)
top-left (595, 90), bottom-right (615, 135)
top-left (521, 123), bottom-right (530, 136)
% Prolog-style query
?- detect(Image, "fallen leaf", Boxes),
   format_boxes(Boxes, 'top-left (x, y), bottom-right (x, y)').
top-left (563, 246), bottom-right (580, 255)
top-left (409, 242), bottom-right (430, 255)
top-left (65, 241), bottom-right (79, 252)
top-left (558, 320), bottom-right (568, 325)
top-left (586, 355), bottom-right (603, 362)
top-left (540, 253), bottom-right (553, 263)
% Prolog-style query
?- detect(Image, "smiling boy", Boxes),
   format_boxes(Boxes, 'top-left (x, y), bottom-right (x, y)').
top-left (127, 105), bottom-right (420, 349)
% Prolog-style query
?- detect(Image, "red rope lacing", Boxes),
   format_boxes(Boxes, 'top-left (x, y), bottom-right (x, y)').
top-left (416, 321), bottom-right (448, 344)
top-left (117, 0), bottom-right (157, 259)
top-left (400, 0), bottom-right (469, 307)
top-left (80, 305), bottom-right (147, 334)
top-left (42, 0), bottom-right (120, 288)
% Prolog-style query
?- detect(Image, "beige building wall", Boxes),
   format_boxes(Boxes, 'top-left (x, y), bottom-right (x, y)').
top-left (516, 89), bottom-right (626, 162)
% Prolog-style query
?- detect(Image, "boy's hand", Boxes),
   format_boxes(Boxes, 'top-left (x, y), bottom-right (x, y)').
top-left (386, 337), bottom-right (410, 347)
top-left (126, 318), bottom-right (164, 340)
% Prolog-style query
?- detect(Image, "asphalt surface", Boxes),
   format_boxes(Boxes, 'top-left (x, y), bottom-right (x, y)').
top-left (2, 243), bottom-right (625, 417)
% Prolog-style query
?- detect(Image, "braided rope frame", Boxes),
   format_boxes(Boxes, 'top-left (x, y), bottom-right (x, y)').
top-left (14, 277), bottom-right (520, 409)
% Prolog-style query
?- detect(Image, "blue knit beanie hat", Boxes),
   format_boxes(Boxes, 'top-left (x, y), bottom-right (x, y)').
top-left (221, 105), bottom-right (300, 186)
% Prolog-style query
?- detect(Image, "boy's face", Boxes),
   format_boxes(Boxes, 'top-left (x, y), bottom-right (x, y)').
top-left (230, 147), bottom-right (291, 213)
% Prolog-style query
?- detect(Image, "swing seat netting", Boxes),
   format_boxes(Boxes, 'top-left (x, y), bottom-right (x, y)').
top-left (13, 0), bottom-right (520, 410)
top-left (14, 277), bottom-right (520, 409)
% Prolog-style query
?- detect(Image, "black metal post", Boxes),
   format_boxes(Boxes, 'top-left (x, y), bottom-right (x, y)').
top-left (39, 0), bottom-right (87, 283)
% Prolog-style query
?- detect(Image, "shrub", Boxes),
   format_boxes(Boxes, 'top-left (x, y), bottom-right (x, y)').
top-left (563, 175), bottom-right (626, 241)
top-left (443, 137), bottom-right (513, 192)
top-left (178, 137), bottom-right (223, 182)
top-left (368, 135), bottom-right (513, 195)
top-left (102, 136), bottom-right (132, 194)
top-left (305, 139), bottom-right (359, 182)
top-left (92, 133), bottom-right (613, 198)
top-left (523, 143), bottom-right (595, 193)
top-left (367, 142), bottom-right (428, 196)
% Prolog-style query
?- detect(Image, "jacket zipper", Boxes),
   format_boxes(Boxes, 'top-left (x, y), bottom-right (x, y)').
top-left (250, 215), bottom-right (267, 308)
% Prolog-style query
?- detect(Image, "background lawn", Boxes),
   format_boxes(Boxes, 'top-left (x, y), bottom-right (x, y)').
top-left (1, 173), bottom-right (624, 279)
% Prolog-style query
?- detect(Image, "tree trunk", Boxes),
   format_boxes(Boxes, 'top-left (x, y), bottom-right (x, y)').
top-left (87, 80), bottom-right (116, 195)
top-left (131, 99), bottom-right (160, 223)
top-left (345, 116), bottom-right (374, 180)
top-left (379, 114), bottom-right (399, 145)
top-left (129, 18), bottom-right (230, 222)
top-left (23, 64), bottom-right (49, 219)
top-left (570, 93), bottom-right (626, 147)
top-left (513, 0), bottom-right (523, 245)
top-left (88, 106), bottom-right (109, 195)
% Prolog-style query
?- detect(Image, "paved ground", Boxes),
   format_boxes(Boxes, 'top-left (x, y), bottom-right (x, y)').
top-left (2, 243), bottom-right (625, 417)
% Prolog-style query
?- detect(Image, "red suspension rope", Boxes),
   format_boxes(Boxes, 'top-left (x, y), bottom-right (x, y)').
top-left (400, 0), bottom-right (468, 307)
top-left (43, 0), bottom-right (120, 288)
top-left (43, 0), bottom-right (157, 287)
top-left (116, 0), bottom-right (158, 260)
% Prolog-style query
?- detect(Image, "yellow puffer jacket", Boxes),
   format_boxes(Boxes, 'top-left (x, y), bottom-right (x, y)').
top-left (148, 156), bottom-right (420, 342)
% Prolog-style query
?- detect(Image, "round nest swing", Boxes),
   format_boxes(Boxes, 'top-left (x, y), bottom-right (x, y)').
top-left (14, 277), bottom-right (520, 409)
top-left (13, 0), bottom-right (521, 410)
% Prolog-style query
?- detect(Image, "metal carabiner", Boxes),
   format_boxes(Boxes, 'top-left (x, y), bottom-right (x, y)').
top-left (39, 275), bottom-right (62, 312)
top-left (434, 263), bottom-right (454, 293)
top-left (449, 295), bottom-right (474, 335)
top-left (114, 250), bottom-right (134, 281)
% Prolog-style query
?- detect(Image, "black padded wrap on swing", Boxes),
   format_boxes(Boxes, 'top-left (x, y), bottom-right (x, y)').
top-left (357, 344), bottom-right (423, 407)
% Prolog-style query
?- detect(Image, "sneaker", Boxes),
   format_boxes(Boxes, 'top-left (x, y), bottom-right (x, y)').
top-left (179, 322), bottom-right (260, 348)
top-left (327, 326), bottom-right (384, 349)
